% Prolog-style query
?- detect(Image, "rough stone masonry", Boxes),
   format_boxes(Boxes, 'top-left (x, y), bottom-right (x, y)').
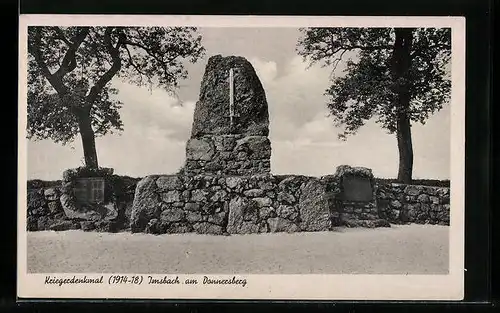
top-left (182, 55), bottom-right (272, 176)
top-left (130, 55), bottom-right (333, 234)
top-left (130, 55), bottom-right (400, 235)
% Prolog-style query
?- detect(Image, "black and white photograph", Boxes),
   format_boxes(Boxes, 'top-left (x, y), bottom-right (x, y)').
top-left (17, 15), bottom-right (465, 300)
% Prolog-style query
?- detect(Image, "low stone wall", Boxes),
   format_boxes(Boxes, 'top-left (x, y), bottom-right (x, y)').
top-left (26, 177), bottom-right (451, 233)
top-left (377, 183), bottom-right (450, 225)
top-left (26, 175), bottom-right (138, 232)
top-left (130, 174), bottom-right (332, 235)
top-left (27, 186), bottom-right (80, 231)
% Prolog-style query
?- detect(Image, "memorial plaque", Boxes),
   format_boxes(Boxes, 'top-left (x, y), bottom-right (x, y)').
top-left (73, 177), bottom-right (105, 204)
top-left (341, 175), bottom-right (373, 202)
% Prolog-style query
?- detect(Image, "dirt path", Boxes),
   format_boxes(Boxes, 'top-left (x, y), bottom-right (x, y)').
top-left (26, 224), bottom-right (448, 274)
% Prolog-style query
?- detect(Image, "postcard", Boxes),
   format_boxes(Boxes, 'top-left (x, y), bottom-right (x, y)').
top-left (18, 14), bottom-right (465, 300)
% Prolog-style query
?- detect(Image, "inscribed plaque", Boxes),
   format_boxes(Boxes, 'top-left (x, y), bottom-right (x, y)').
top-left (341, 175), bottom-right (373, 202)
top-left (73, 177), bottom-right (105, 204)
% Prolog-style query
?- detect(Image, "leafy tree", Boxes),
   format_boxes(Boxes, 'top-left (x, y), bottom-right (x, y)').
top-left (28, 26), bottom-right (205, 169)
top-left (297, 27), bottom-right (451, 183)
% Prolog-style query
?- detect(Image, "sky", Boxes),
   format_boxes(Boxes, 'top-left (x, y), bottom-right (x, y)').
top-left (26, 27), bottom-right (451, 180)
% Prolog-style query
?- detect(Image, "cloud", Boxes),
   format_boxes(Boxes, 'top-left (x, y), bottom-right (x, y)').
top-left (111, 80), bottom-right (195, 142)
top-left (249, 58), bottom-right (278, 83)
top-left (250, 56), bottom-right (353, 149)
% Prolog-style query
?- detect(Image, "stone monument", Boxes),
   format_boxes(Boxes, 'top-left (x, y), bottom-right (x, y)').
top-left (331, 165), bottom-right (390, 228)
top-left (182, 55), bottom-right (271, 176)
top-left (58, 167), bottom-right (121, 231)
top-left (131, 55), bottom-right (389, 235)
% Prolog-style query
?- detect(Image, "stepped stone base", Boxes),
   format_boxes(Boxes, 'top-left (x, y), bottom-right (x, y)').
top-left (182, 135), bottom-right (271, 176)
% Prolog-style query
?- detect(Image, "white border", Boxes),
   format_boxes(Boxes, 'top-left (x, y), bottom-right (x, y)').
top-left (17, 15), bottom-right (466, 300)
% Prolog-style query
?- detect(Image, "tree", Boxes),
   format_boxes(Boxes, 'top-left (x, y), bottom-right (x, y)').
top-left (296, 27), bottom-right (451, 183)
top-left (28, 26), bottom-right (205, 169)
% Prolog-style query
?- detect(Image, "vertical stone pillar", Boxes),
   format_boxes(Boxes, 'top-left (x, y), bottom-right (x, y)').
top-left (182, 55), bottom-right (272, 176)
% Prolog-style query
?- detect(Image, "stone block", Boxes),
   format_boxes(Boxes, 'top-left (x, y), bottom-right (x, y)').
top-left (417, 194), bottom-right (430, 203)
top-left (243, 189), bottom-right (265, 197)
top-left (166, 223), bottom-right (193, 234)
top-left (182, 202), bottom-right (199, 211)
top-left (253, 197), bottom-right (272, 207)
top-left (259, 206), bottom-right (276, 219)
top-left (156, 175), bottom-right (183, 190)
top-left (298, 178), bottom-right (331, 232)
top-left (277, 191), bottom-right (296, 204)
top-left (191, 189), bottom-right (209, 202)
top-left (210, 190), bottom-right (228, 202)
top-left (207, 211), bottom-right (226, 225)
top-left (193, 222), bottom-right (223, 235)
top-left (276, 205), bottom-right (298, 221)
top-left (186, 138), bottom-right (215, 161)
top-left (226, 176), bottom-right (245, 189)
top-left (235, 136), bottom-right (272, 160)
top-left (130, 176), bottom-right (162, 232)
top-left (227, 196), bottom-right (259, 233)
top-left (161, 191), bottom-right (181, 203)
top-left (405, 185), bottom-right (422, 196)
top-left (186, 211), bottom-right (205, 223)
top-left (44, 188), bottom-right (59, 201)
top-left (268, 217), bottom-right (300, 233)
top-left (160, 207), bottom-right (185, 223)
top-left (238, 222), bottom-right (261, 234)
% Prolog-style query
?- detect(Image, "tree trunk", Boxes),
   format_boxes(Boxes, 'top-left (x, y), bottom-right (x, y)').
top-left (396, 111), bottom-right (413, 183)
top-left (76, 109), bottom-right (99, 169)
top-left (392, 28), bottom-right (414, 184)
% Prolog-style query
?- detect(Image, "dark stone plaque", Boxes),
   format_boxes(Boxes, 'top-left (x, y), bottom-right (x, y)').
top-left (341, 175), bottom-right (373, 202)
top-left (73, 177), bottom-right (105, 204)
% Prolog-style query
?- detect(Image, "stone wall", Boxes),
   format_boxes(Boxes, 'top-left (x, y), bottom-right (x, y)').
top-left (26, 174), bottom-right (138, 232)
top-left (130, 174), bottom-right (332, 235)
top-left (26, 186), bottom-right (81, 231)
top-left (377, 183), bottom-right (450, 225)
top-left (26, 177), bottom-right (451, 233)
top-left (182, 134), bottom-right (271, 176)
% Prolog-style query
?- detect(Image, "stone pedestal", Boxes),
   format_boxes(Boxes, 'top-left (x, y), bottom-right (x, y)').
top-left (60, 167), bottom-right (119, 224)
top-left (181, 55), bottom-right (272, 177)
top-left (130, 55), bottom-right (335, 235)
top-left (183, 135), bottom-right (271, 176)
top-left (331, 165), bottom-right (390, 228)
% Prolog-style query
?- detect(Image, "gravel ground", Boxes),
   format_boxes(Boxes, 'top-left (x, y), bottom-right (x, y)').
top-left (26, 224), bottom-right (448, 274)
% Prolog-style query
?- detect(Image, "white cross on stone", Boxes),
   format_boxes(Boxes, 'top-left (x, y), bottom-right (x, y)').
top-left (229, 68), bottom-right (235, 127)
